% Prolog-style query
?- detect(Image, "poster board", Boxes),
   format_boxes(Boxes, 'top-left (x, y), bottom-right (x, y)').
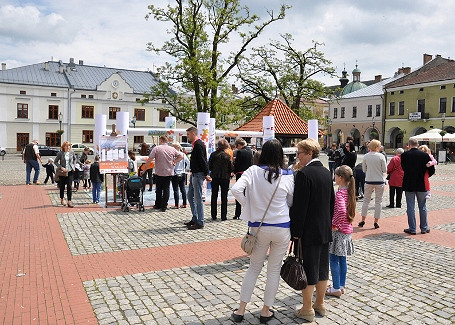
top-left (99, 135), bottom-right (128, 173)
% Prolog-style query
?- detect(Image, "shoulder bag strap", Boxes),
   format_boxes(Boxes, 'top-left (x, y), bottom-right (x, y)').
top-left (252, 173), bottom-right (282, 235)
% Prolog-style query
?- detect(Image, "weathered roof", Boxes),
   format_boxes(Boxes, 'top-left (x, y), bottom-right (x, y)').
top-left (340, 81), bottom-right (367, 95)
top-left (341, 74), bottom-right (402, 98)
top-left (385, 56), bottom-right (455, 88)
top-left (0, 61), bottom-right (160, 94)
top-left (236, 98), bottom-right (323, 136)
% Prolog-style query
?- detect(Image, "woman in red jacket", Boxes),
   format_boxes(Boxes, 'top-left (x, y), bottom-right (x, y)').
top-left (386, 148), bottom-right (404, 208)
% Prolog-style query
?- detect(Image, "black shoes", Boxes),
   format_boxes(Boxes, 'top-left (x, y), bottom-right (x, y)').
top-left (404, 228), bottom-right (417, 235)
top-left (233, 216), bottom-right (240, 220)
top-left (396, 205), bottom-right (402, 208)
top-left (259, 310), bottom-right (275, 324)
top-left (187, 223), bottom-right (203, 230)
top-left (374, 222), bottom-right (380, 229)
top-left (358, 221), bottom-right (365, 227)
top-left (184, 220), bottom-right (195, 227)
top-left (231, 310), bottom-right (243, 323)
top-left (421, 229), bottom-right (430, 234)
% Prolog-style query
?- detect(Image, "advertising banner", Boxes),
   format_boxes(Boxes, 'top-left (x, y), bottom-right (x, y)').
top-left (99, 135), bottom-right (128, 173)
top-left (263, 116), bottom-right (275, 142)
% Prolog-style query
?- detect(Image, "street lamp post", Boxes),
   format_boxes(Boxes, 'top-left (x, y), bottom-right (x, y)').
top-left (442, 113), bottom-right (446, 131)
top-left (58, 112), bottom-right (63, 145)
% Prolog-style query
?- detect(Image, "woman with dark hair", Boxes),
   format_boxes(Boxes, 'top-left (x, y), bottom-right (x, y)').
top-left (54, 141), bottom-right (77, 208)
top-left (208, 139), bottom-right (233, 220)
top-left (230, 139), bottom-right (294, 324)
top-left (342, 140), bottom-right (357, 170)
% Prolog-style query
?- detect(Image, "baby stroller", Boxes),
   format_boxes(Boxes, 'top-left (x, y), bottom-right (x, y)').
top-left (121, 175), bottom-right (145, 212)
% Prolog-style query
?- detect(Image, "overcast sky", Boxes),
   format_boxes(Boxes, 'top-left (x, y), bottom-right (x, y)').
top-left (1, 0), bottom-right (454, 87)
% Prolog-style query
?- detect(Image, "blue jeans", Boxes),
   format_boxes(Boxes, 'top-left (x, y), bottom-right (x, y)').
top-left (328, 161), bottom-right (335, 179)
top-left (26, 160), bottom-right (40, 184)
top-left (92, 181), bottom-right (102, 203)
top-left (405, 191), bottom-right (428, 232)
top-left (329, 253), bottom-right (347, 290)
top-left (188, 172), bottom-right (205, 226)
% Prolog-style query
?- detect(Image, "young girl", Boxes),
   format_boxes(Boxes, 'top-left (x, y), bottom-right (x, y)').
top-left (326, 165), bottom-right (355, 297)
top-left (83, 160), bottom-right (92, 189)
top-left (418, 145), bottom-right (437, 199)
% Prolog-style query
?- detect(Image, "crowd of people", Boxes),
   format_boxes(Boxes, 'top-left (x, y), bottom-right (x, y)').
top-left (23, 132), bottom-right (436, 322)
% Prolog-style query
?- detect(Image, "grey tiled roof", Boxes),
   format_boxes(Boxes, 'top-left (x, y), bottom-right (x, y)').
top-left (341, 74), bottom-right (403, 98)
top-left (0, 61), bottom-right (160, 94)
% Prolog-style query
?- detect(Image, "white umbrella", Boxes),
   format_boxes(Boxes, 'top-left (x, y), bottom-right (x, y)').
top-left (410, 128), bottom-right (444, 142)
top-left (442, 132), bottom-right (455, 142)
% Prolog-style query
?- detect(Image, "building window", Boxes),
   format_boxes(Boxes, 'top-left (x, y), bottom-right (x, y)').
top-left (17, 103), bottom-right (28, 118)
top-left (367, 105), bottom-right (372, 117)
top-left (134, 136), bottom-right (144, 144)
top-left (399, 102), bottom-right (404, 115)
top-left (159, 110), bottom-right (168, 122)
top-left (82, 130), bottom-right (93, 143)
top-left (81, 105), bottom-right (94, 119)
top-left (389, 102), bottom-right (395, 116)
top-left (135, 108), bottom-right (145, 121)
top-left (81, 94), bottom-right (86, 98)
top-left (20, 90), bottom-right (26, 95)
top-left (45, 132), bottom-right (60, 147)
top-left (51, 92), bottom-right (57, 97)
top-left (109, 107), bottom-right (120, 119)
top-left (89, 95), bottom-right (94, 99)
top-left (391, 91), bottom-right (394, 95)
top-left (440, 97), bottom-right (447, 113)
top-left (48, 105), bottom-right (59, 119)
top-left (352, 106), bottom-right (357, 118)
top-left (333, 107), bottom-right (337, 119)
top-left (340, 107), bottom-right (345, 118)
top-left (375, 105), bottom-right (381, 117)
top-left (419, 88), bottom-right (424, 92)
top-left (136, 98), bottom-right (141, 102)
top-left (399, 90), bottom-right (404, 94)
top-left (452, 97), bottom-right (455, 113)
top-left (417, 99), bottom-right (425, 113)
top-left (441, 85), bottom-right (446, 90)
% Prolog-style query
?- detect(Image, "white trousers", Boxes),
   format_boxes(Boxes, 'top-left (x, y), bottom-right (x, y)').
top-left (239, 226), bottom-right (291, 306)
top-left (361, 183), bottom-right (385, 219)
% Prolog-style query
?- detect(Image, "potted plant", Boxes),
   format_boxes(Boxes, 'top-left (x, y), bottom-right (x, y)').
top-left (56, 129), bottom-right (64, 135)
top-left (370, 131), bottom-right (378, 140)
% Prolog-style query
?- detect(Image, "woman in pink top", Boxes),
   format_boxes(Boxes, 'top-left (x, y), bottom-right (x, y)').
top-left (386, 148), bottom-right (404, 208)
top-left (418, 145), bottom-right (437, 199)
top-left (326, 165), bottom-right (355, 297)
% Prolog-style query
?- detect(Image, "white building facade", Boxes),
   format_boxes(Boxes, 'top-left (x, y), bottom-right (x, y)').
top-left (0, 59), bottom-right (170, 152)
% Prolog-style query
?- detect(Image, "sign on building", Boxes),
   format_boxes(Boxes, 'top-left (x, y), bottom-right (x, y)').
top-left (408, 112), bottom-right (421, 121)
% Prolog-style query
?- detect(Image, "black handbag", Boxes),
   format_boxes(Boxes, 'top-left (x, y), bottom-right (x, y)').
top-left (280, 238), bottom-right (308, 290)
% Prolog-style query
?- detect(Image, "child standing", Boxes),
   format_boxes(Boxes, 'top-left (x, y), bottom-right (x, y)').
top-left (90, 156), bottom-right (104, 204)
top-left (418, 145), bottom-right (437, 199)
top-left (73, 163), bottom-right (82, 191)
top-left (83, 160), bottom-right (92, 189)
top-left (326, 165), bottom-right (355, 297)
top-left (42, 158), bottom-right (55, 184)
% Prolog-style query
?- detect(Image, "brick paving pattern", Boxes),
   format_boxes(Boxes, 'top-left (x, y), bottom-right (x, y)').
top-left (0, 154), bottom-right (454, 324)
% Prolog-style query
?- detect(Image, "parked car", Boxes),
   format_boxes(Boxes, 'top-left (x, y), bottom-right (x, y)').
top-left (71, 143), bottom-right (94, 155)
top-left (180, 142), bottom-right (193, 154)
top-left (37, 145), bottom-right (59, 156)
top-left (0, 146), bottom-right (6, 156)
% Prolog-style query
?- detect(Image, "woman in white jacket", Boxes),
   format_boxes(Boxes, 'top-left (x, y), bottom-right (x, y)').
top-left (230, 139), bottom-right (294, 324)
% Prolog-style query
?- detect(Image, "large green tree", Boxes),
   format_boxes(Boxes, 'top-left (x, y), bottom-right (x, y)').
top-left (236, 33), bottom-right (336, 121)
top-left (144, 0), bottom-right (287, 128)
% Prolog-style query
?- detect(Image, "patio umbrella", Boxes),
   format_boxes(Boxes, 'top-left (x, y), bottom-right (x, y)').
top-left (410, 128), bottom-right (444, 142)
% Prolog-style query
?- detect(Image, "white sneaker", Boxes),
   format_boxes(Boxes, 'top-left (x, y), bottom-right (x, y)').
top-left (425, 193), bottom-right (431, 199)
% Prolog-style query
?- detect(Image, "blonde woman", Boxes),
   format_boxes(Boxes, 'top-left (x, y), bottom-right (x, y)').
top-left (358, 140), bottom-right (387, 229)
top-left (54, 141), bottom-right (77, 207)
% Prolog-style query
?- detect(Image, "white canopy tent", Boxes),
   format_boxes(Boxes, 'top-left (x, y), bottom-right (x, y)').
top-left (410, 128), bottom-right (445, 142)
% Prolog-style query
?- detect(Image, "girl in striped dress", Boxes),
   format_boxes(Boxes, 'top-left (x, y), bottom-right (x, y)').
top-left (326, 165), bottom-right (355, 297)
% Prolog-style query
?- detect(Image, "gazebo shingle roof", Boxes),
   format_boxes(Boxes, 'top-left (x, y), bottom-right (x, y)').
top-left (236, 98), bottom-right (322, 136)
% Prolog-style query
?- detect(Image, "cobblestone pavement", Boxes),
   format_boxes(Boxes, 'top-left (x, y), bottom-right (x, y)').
top-left (1, 153), bottom-right (454, 324)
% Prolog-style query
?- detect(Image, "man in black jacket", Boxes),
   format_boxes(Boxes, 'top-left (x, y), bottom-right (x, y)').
top-left (184, 127), bottom-right (209, 230)
top-left (401, 138), bottom-right (434, 235)
top-left (233, 138), bottom-right (253, 219)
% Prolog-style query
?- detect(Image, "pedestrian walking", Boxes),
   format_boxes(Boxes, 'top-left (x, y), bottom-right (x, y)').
top-left (208, 139), bottom-right (233, 221)
top-left (358, 139), bottom-right (387, 229)
top-left (386, 148), bottom-right (404, 208)
top-left (183, 126), bottom-right (209, 230)
top-left (23, 139), bottom-right (42, 185)
top-left (327, 143), bottom-right (337, 179)
top-left (354, 163), bottom-right (365, 200)
top-left (401, 139), bottom-right (434, 235)
top-left (291, 138), bottom-right (335, 322)
top-left (83, 160), bottom-right (92, 189)
top-left (170, 142), bottom-right (189, 209)
top-left (140, 142), bottom-right (154, 191)
top-left (233, 138), bottom-right (253, 219)
top-left (230, 139), bottom-right (294, 324)
top-left (42, 158), bottom-right (55, 184)
top-left (54, 141), bottom-right (77, 208)
top-left (90, 155), bottom-right (104, 204)
top-left (326, 165), bottom-right (355, 298)
top-left (341, 140), bottom-right (357, 171)
top-left (143, 135), bottom-right (183, 212)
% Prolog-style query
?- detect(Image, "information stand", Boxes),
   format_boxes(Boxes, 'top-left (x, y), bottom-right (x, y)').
top-left (104, 173), bottom-right (123, 207)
